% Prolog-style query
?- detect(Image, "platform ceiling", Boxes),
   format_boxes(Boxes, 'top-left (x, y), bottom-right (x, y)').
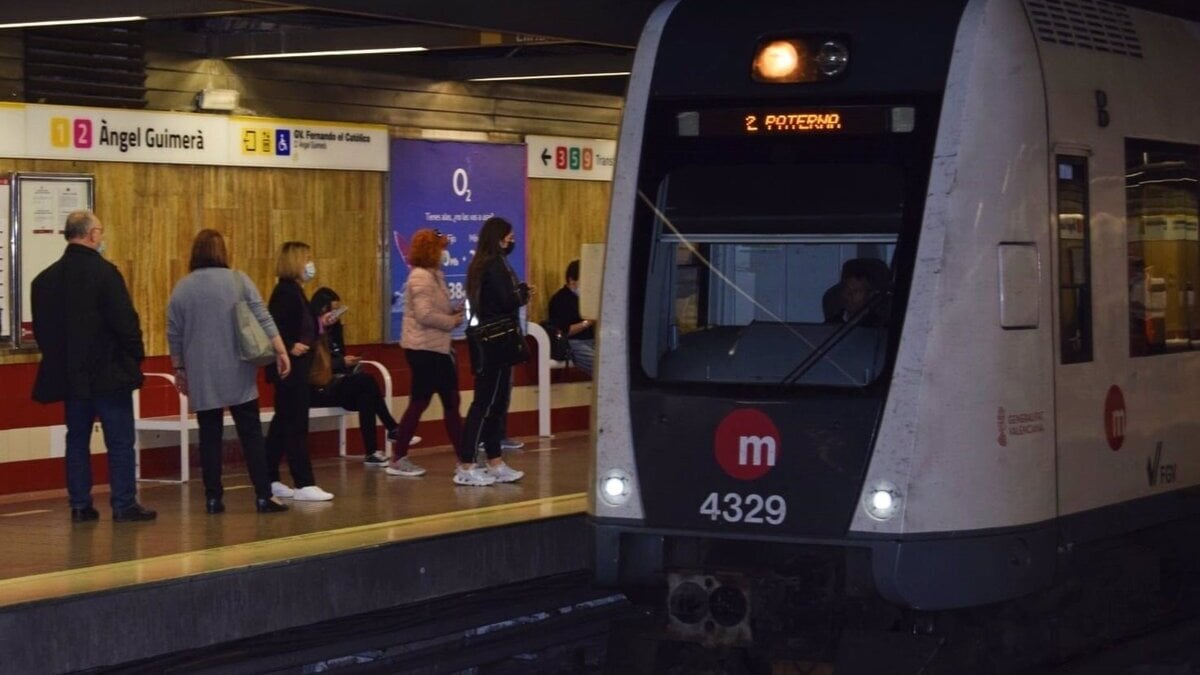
top-left (1, 1), bottom-right (1196, 96)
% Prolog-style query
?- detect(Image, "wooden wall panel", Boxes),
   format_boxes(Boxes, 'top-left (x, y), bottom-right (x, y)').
top-left (0, 159), bottom-right (382, 364)
top-left (144, 51), bottom-right (623, 140)
top-left (525, 179), bottom-right (611, 324)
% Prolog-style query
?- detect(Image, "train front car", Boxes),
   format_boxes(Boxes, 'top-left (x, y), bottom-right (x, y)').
top-left (592, 0), bottom-right (1062, 661)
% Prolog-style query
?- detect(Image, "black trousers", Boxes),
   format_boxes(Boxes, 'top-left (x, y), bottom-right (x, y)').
top-left (312, 372), bottom-right (398, 454)
top-left (197, 399), bottom-right (272, 500)
top-left (265, 357), bottom-right (316, 488)
top-left (393, 349), bottom-right (463, 459)
top-left (461, 365), bottom-right (511, 463)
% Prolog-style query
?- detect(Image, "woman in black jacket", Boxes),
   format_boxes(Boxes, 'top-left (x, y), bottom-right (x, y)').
top-left (309, 287), bottom-right (417, 466)
top-left (265, 241), bottom-right (334, 502)
top-left (459, 217), bottom-right (530, 487)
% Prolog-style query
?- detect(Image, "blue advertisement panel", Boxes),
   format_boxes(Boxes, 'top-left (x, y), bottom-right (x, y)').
top-left (389, 140), bottom-right (526, 340)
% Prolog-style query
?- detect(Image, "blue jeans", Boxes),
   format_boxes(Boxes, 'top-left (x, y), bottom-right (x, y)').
top-left (64, 392), bottom-right (137, 511)
top-left (569, 339), bottom-right (595, 377)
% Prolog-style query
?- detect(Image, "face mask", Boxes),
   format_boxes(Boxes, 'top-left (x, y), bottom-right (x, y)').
top-left (303, 261), bottom-right (317, 281)
top-left (570, 285), bottom-right (580, 296)
top-left (502, 241), bottom-right (515, 256)
top-left (96, 241), bottom-right (107, 256)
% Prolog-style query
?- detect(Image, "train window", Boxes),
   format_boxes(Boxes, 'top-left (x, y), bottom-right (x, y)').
top-left (640, 163), bottom-right (901, 387)
top-left (1057, 156), bottom-right (1093, 364)
top-left (1125, 139), bottom-right (1200, 357)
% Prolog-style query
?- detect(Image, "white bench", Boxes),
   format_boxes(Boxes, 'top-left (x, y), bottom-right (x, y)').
top-left (526, 322), bottom-right (566, 439)
top-left (133, 360), bottom-right (394, 483)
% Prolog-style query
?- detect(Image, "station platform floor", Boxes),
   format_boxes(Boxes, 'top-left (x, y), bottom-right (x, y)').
top-left (0, 431), bottom-right (589, 609)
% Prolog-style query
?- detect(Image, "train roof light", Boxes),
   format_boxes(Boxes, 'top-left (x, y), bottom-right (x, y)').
top-left (752, 36), bottom-right (849, 84)
top-left (754, 40), bottom-right (802, 81)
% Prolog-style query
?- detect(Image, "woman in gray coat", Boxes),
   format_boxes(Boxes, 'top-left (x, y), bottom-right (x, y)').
top-left (167, 229), bottom-right (291, 514)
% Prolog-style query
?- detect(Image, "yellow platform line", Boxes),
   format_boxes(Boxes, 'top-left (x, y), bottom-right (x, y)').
top-left (0, 493), bottom-right (587, 609)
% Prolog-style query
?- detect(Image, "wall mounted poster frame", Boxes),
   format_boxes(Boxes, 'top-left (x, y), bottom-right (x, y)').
top-left (0, 174), bottom-right (10, 341)
top-left (12, 173), bottom-right (95, 347)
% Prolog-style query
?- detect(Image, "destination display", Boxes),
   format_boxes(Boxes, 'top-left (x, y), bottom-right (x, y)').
top-left (677, 105), bottom-right (913, 137)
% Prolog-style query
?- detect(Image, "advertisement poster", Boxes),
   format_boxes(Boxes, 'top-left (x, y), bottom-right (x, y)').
top-left (389, 140), bottom-right (526, 340)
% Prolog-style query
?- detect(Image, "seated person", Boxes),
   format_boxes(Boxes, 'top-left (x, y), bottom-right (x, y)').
top-left (822, 258), bottom-right (891, 325)
top-left (309, 287), bottom-right (418, 465)
top-left (547, 259), bottom-right (595, 376)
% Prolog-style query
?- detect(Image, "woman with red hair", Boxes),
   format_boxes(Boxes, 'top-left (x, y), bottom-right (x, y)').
top-left (386, 228), bottom-right (466, 477)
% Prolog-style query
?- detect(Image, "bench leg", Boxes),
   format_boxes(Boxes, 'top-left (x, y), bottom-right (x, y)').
top-left (339, 415), bottom-right (347, 457)
top-left (179, 428), bottom-right (189, 483)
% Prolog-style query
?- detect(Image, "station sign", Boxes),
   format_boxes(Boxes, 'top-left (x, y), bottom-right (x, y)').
top-left (9, 103), bottom-right (388, 172)
top-left (229, 117), bottom-right (389, 171)
top-left (525, 135), bottom-right (616, 182)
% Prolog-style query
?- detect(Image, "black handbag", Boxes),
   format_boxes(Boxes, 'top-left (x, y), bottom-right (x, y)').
top-left (539, 321), bottom-right (573, 362)
top-left (465, 315), bottom-right (530, 375)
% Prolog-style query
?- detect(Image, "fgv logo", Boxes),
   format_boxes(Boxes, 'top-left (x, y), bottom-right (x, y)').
top-left (714, 409), bottom-right (781, 481)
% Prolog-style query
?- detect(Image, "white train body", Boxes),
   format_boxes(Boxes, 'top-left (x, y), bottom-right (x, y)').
top-left (592, 0), bottom-right (1200, 612)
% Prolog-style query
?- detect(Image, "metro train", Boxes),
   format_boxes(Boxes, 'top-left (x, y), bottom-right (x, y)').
top-left (590, 0), bottom-right (1200, 666)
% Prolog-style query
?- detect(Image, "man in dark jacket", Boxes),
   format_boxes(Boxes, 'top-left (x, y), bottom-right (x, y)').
top-left (547, 259), bottom-right (595, 376)
top-left (31, 210), bottom-right (156, 522)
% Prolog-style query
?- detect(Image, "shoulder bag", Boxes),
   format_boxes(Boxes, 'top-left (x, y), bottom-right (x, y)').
top-left (308, 335), bottom-right (333, 386)
top-left (465, 315), bottom-right (530, 376)
top-left (232, 271), bottom-right (277, 366)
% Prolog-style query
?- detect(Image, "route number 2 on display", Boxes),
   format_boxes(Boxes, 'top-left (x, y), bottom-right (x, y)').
top-left (699, 493), bottom-right (786, 525)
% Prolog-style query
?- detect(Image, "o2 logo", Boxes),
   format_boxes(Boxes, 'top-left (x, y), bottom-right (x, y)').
top-left (452, 168), bottom-right (472, 202)
top-left (50, 117), bottom-right (92, 149)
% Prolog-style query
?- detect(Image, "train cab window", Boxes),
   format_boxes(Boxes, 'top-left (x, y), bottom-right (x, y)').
top-left (1057, 156), bottom-right (1093, 364)
top-left (640, 163), bottom-right (901, 387)
top-left (1125, 139), bottom-right (1200, 357)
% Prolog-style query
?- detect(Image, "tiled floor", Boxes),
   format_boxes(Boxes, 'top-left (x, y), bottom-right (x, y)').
top-left (0, 432), bottom-right (589, 606)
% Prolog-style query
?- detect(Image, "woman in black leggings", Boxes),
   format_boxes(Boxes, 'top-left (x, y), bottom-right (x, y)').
top-left (309, 287), bottom-right (415, 466)
top-left (460, 217), bottom-right (530, 487)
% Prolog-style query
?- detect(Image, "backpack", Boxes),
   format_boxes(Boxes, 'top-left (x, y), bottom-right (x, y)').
top-left (540, 321), bottom-right (572, 363)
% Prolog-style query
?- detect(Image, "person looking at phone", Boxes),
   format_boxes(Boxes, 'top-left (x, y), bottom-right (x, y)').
top-left (309, 288), bottom-right (418, 467)
top-left (386, 228), bottom-right (467, 478)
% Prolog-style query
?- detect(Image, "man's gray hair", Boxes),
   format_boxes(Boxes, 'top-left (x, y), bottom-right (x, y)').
top-left (63, 210), bottom-right (98, 241)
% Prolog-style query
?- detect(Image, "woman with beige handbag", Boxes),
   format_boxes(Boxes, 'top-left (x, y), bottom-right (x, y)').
top-left (167, 229), bottom-right (290, 514)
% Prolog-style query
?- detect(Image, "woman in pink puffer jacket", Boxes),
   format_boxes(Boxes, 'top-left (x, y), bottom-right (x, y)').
top-left (386, 229), bottom-right (466, 477)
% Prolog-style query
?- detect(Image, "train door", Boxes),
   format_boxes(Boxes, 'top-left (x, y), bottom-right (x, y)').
top-left (1052, 150), bottom-right (1104, 526)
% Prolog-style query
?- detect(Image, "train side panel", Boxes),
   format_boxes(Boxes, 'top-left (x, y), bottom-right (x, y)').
top-left (1044, 5), bottom-right (1200, 532)
top-left (850, 0), bottom-right (1056, 538)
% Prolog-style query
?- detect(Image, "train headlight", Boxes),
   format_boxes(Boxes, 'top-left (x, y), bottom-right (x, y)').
top-left (600, 469), bottom-right (632, 506)
top-left (753, 40), bottom-right (801, 81)
top-left (751, 35), bottom-right (850, 84)
top-left (864, 481), bottom-right (901, 521)
top-left (815, 40), bottom-right (849, 77)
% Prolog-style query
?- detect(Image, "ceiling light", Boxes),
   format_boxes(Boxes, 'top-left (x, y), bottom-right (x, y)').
top-left (227, 47), bottom-right (427, 60)
top-left (468, 71), bottom-right (630, 82)
top-left (0, 16), bottom-right (146, 30)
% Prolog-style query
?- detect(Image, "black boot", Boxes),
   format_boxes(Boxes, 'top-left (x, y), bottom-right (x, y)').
top-left (256, 497), bottom-right (288, 513)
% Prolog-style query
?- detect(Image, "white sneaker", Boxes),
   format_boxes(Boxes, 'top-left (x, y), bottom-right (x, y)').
top-left (410, 435), bottom-right (422, 446)
top-left (293, 485), bottom-right (334, 501)
top-left (271, 481), bottom-right (294, 498)
top-left (486, 461), bottom-right (524, 483)
top-left (385, 457), bottom-right (427, 477)
top-left (453, 466), bottom-right (496, 487)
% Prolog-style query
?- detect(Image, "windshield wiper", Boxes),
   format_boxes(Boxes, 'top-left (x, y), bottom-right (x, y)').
top-left (779, 290), bottom-right (890, 386)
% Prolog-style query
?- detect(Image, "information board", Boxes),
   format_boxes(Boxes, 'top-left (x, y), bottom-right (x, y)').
top-left (13, 174), bottom-right (94, 346)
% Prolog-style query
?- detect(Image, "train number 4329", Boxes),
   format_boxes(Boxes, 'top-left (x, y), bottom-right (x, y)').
top-left (699, 492), bottom-right (787, 525)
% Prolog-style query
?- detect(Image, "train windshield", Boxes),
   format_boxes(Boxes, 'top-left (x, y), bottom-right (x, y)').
top-left (640, 162), bottom-right (902, 388)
